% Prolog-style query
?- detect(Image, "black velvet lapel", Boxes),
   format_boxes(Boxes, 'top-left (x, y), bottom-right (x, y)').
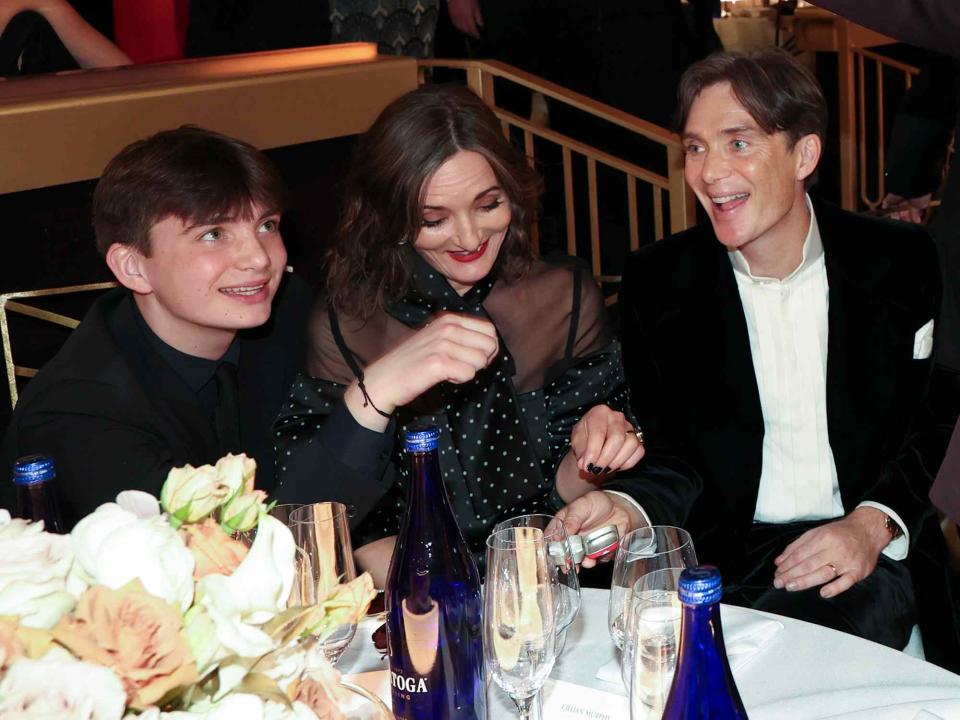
top-left (816, 200), bottom-right (903, 508)
top-left (697, 233), bottom-right (766, 521)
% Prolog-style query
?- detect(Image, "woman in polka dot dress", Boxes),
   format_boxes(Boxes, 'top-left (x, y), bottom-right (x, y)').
top-left (274, 84), bottom-right (647, 584)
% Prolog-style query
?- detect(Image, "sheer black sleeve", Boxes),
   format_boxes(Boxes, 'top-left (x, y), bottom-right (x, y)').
top-left (541, 269), bottom-right (635, 471)
top-left (272, 305), bottom-right (397, 522)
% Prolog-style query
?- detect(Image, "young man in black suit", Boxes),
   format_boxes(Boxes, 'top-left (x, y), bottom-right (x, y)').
top-left (614, 49), bottom-right (941, 648)
top-left (1, 126), bottom-right (311, 528)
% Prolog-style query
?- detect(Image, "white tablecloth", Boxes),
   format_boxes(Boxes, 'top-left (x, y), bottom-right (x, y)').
top-left (338, 588), bottom-right (960, 719)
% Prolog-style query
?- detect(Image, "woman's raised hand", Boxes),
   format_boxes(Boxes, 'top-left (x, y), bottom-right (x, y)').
top-left (570, 405), bottom-right (644, 477)
top-left (344, 312), bottom-right (499, 430)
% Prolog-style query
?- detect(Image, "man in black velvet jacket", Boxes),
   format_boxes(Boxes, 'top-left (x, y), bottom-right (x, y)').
top-left (1, 127), bottom-right (311, 528)
top-left (617, 49), bottom-right (942, 649)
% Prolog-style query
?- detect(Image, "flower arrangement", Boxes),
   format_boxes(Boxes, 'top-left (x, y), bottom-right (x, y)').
top-left (0, 454), bottom-right (376, 719)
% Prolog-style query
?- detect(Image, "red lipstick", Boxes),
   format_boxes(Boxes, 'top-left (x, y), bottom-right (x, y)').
top-left (447, 240), bottom-right (489, 264)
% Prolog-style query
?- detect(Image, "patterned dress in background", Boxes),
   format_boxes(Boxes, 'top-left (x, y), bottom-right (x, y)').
top-left (329, 0), bottom-right (440, 58)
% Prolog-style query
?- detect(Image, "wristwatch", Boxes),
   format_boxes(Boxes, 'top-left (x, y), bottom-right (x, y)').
top-left (884, 513), bottom-right (904, 540)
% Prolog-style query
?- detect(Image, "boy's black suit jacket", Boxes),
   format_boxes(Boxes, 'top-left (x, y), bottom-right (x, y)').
top-left (618, 199), bottom-right (942, 571)
top-left (1, 276), bottom-right (311, 528)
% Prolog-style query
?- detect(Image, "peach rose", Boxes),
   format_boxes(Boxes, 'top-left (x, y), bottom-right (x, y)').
top-left (0, 618), bottom-right (25, 671)
top-left (179, 518), bottom-right (249, 579)
top-left (52, 580), bottom-right (199, 709)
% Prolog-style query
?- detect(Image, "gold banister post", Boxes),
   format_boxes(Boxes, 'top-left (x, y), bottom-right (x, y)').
top-left (466, 65), bottom-right (495, 107)
top-left (667, 146), bottom-right (695, 234)
top-left (837, 19), bottom-right (859, 210)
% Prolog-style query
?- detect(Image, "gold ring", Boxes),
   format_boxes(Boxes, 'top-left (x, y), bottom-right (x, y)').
top-left (826, 563), bottom-right (838, 578)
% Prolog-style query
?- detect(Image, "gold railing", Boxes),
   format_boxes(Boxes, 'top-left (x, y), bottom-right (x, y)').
top-left (419, 60), bottom-right (696, 297)
top-left (852, 48), bottom-right (920, 211)
top-left (0, 283), bottom-right (118, 408)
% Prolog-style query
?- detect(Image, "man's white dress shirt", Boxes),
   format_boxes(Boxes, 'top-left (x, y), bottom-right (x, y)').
top-left (730, 198), bottom-right (908, 559)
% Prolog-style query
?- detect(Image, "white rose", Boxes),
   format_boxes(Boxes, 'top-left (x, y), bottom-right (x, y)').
top-left (0, 652), bottom-right (126, 720)
top-left (188, 515), bottom-right (296, 695)
top-left (70, 504), bottom-right (195, 612)
top-left (0, 512), bottom-right (76, 628)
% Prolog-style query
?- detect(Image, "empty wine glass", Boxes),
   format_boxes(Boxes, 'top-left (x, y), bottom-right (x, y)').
top-left (623, 567), bottom-right (683, 717)
top-left (493, 514), bottom-right (581, 655)
top-left (484, 527), bottom-right (557, 720)
top-left (289, 501), bottom-right (357, 663)
top-left (608, 526), bottom-right (696, 651)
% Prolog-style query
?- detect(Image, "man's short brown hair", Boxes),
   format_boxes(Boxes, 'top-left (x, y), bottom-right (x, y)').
top-left (675, 48), bottom-right (828, 149)
top-left (92, 126), bottom-right (289, 257)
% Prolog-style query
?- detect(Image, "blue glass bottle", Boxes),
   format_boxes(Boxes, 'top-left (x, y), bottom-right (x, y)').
top-left (12, 454), bottom-right (64, 533)
top-left (386, 426), bottom-right (486, 720)
top-left (662, 566), bottom-right (749, 720)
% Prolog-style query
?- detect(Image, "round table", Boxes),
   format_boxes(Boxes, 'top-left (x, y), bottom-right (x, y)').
top-left (338, 588), bottom-right (960, 719)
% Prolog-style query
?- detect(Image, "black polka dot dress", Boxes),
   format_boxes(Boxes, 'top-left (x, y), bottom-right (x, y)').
top-left (274, 256), bottom-right (635, 557)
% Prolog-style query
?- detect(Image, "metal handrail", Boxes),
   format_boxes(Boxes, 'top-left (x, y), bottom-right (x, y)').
top-left (418, 59), bottom-right (695, 297)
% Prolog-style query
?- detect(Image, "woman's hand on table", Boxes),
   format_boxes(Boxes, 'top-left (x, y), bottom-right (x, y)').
top-left (570, 405), bottom-right (645, 477)
top-left (344, 312), bottom-right (498, 431)
top-left (555, 490), bottom-right (646, 568)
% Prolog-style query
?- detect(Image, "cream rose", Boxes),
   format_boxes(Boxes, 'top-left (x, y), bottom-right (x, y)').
top-left (160, 464), bottom-right (224, 526)
top-left (0, 651), bottom-right (127, 720)
top-left (70, 504), bottom-right (195, 612)
top-left (214, 454), bottom-right (257, 496)
top-left (308, 574), bottom-right (376, 642)
top-left (219, 490), bottom-right (268, 534)
top-left (0, 510), bottom-right (76, 628)
top-left (160, 455), bottom-right (257, 527)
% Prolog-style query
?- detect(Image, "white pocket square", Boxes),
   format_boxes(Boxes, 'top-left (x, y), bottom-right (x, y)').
top-left (914, 318), bottom-right (935, 360)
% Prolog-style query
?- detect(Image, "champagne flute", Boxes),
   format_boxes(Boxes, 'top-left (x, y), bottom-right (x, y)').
top-left (484, 527), bottom-right (557, 720)
top-left (494, 514), bottom-right (581, 655)
top-left (608, 526), bottom-right (696, 651)
top-left (623, 567), bottom-right (684, 716)
top-left (289, 501), bottom-right (357, 663)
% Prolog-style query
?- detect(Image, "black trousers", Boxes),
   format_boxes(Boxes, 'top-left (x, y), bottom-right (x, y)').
top-left (723, 520), bottom-right (916, 650)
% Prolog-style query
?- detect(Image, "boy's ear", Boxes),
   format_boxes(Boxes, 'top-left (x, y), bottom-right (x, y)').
top-left (105, 243), bottom-right (152, 295)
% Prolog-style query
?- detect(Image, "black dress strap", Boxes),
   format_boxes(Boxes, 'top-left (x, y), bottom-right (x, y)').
top-left (327, 306), bottom-right (363, 381)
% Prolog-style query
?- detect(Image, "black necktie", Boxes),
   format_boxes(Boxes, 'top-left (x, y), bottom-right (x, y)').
top-left (214, 362), bottom-right (241, 454)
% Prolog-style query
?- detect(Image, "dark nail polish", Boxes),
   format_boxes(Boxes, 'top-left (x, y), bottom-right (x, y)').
top-left (586, 463), bottom-right (596, 473)
top-left (602, 467), bottom-right (611, 474)
top-left (591, 466), bottom-right (602, 475)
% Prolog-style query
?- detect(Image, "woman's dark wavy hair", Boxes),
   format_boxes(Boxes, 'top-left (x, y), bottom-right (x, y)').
top-left (326, 83), bottom-right (543, 319)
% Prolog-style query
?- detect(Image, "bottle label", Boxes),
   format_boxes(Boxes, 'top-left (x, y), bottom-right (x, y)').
top-left (391, 671), bottom-right (429, 694)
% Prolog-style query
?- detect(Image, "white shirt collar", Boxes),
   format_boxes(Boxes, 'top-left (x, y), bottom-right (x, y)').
top-left (729, 195), bottom-right (823, 283)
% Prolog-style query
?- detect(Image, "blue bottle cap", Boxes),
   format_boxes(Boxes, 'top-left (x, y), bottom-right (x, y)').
top-left (678, 565), bottom-right (724, 605)
top-left (404, 425), bottom-right (441, 453)
top-left (12, 455), bottom-right (56, 485)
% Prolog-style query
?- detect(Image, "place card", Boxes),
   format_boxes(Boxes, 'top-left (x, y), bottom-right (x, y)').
top-left (541, 679), bottom-right (630, 720)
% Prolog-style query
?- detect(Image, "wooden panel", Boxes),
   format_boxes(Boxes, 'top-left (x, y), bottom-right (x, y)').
top-left (0, 46), bottom-right (417, 194)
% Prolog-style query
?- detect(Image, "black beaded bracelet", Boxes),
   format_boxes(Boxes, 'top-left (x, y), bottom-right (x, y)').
top-left (357, 375), bottom-right (392, 419)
